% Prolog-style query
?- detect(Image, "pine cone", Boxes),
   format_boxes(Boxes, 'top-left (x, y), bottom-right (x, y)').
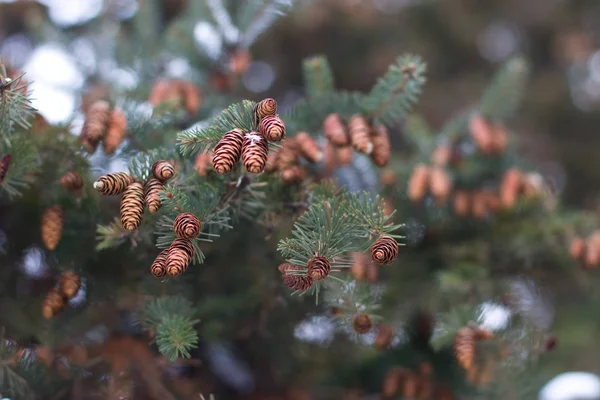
top-left (212, 128), bottom-right (244, 174)
top-left (152, 160), bottom-right (175, 182)
top-left (323, 113), bottom-right (349, 146)
top-left (103, 108), bottom-right (128, 154)
top-left (454, 327), bottom-right (476, 370)
top-left (173, 212), bottom-right (201, 239)
top-left (41, 205), bottom-right (63, 251)
top-left (473, 326), bottom-right (494, 340)
top-left (296, 132), bottom-right (323, 163)
top-left (149, 79), bottom-right (182, 107)
top-left (253, 98), bottom-right (277, 126)
top-left (81, 100), bottom-right (111, 152)
top-left (336, 145), bottom-right (353, 165)
top-left (429, 167), bottom-right (452, 204)
top-left (144, 178), bottom-right (163, 214)
top-left (472, 191), bottom-right (488, 219)
top-left (81, 84), bottom-right (110, 114)
top-left (120, 182), bottom-right (144, 231)
top-left (0, 154), bottom-right (12, 184)
top-left (371, 235), bottom-right (399, 265)
top-left (281, 166), bottom-right (307, 185)
top-left (59, 172), bottom-right (84, 192)
top-left (276, 138), bottom-right (299, 170)
top-left (500, 168), bottom-right (523, 208)
top-left (431, 145), bottom-right (452, 167)
top-left (42, 288), bottom-right (67, 319)
top-left (59, 270), bottom-right (81, 299)
top-left (259, 115), bottom-right (286, 142)
top-left (569, 237), bottom-right (586, 261)
top-left (491, 122), bottom-right (508, 153)
top-left (349, 114), bottom-right (373, 154)
top-left (181, 81), bottom-right (202, 115)
top-left (194, 151), bottom-right (212, 176)
top-left (352, 313), bottom-right (373, 334)
top-left (166, 238), bottom-right (194, 276)
top-left (373, 323), bottom-right (394, 350)
top-left (453, 190), bottom-right (471, 217)
top-left (408, 164), bottom-right (430, 202)
top-left (370, 124), bottom-right (391, 167)
top-left (350, 252), bottom-right (368, 281)
top-left (279, 264), bottom-right (313, 291)
top-left (585, 232), bottom-right (600, 269)
top-left (380, 168), bottom-right (397, 186)
top-left (382, 367), bottom-right (404, 397)
top-left (402, 372), bottom-right (418, 398)
top-left (151, 249), bottom-right (169, 278)
top-left (94, 172), bottom-right (134, 196)
top-left (469, 114), bottom-right (494, 154)
top-left (242, 132), bottom-right (269, 173)
top-left (307, 256), bottom-right (331, 280)
top-left (228, 48), bottom-right (252, 76)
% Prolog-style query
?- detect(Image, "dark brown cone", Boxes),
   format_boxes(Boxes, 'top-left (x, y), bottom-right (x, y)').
top-left (173, 212), bottom-right (202, 239)
top-left (371, 235), bottom-right (399, 265)
top-left (166, 238), bottom-right (194, 276)
top-left (228, 48), bottom-right (252, 76)
top-left (81, 100), bottom-right (111, 152)
top-left (500, 168), bottom-right (523, 208)
top-left (453, 190), bottom-right (471, 217)
top-left (431, 145), bottom-right (452, 167)
top-left (103, 108), bottom-right (128, 154)
top-left (149, 79), bottom-right (182, 107)
top-left (259, 115), bottom-right (286, 142)
top-left (144, 178), bottom-right (163, 214)
top-left (296, 132), bottom-right (323, 163)
top-left (429, 167), bottom-right (452, 204)
top-left (242, 132), bottom-right (269, 173)
top-left (119, 182), bottom-right (144, 231)
top-left (350, 252), bottom-right (368, 281)
top-left (307, 256), bottom-right (331, 280)
top-left (569, 237), bottom-right (586, 261)
top-left (281, 166), bottom-right (307, 185)
top-left (454, 327), bottom-right (476, 370)
top-left (408, 164), bottom-right (430, 202)
top-left (194, 151), bottom-right (212, 176)
top-left (59, 270), bottom-right (81, 299)
top-left (469, 114), bottom-right (494, 154)
top-left (280, 264), bottom-right (313, 291)
top-left (152, 160), bottom-right (175, 182)
top-left (276, 138), bottom-right (299, 170)
top-left (373, 323), bottom-right (394, 349)
top-left (94, 172), bottom-right (134, 196)
top-left (352, 314), bottom-right (373, 334)
top-left (370, 124), bottom-right (391, 167)
top-left (336, 145), bottom-right (353, 165)
top-left (181, 81), bottom-right (202, 115)
top-left (212, 128), bottom-right (244, 174)
top-left (253, 98), bottom-right (277, 126)
top-left (491, 122), bottom-right (508, 154)
top-left (41, 205), bottom-right (63, 251)
top-left (151, 249), bottom-right (169, 278)
top-left (0, 154), bottom-right (12, 184)
top-left (323, 113), bottom-right (349, 146)
top-left (59, 172), bottom-right (84, 192)
top-left (349, 114), bottom-right (373, 154)
top-left (42, 288), bottom-right (67, 319)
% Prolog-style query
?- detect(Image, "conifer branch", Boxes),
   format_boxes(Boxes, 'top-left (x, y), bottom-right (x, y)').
top-left (239, 0), bottom-right (294, 49)
top-left (480, 56), bottom-right (530, 121)
top-left (0, 65), bottom-right (35, 140)
top-left (96, 217), bottom-right (134, 251)
top-left (302, 55), bottom-right (335, 98)
top-left (0, 136), bottom-right (40, 199)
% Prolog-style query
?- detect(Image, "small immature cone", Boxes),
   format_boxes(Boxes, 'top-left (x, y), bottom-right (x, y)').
top-left (569, 237), bottom-right (586, 261)
top-left (350, 252), bottom-right (368, 281)
top-left (149, 79), bottom-right (182, 107)
top-left (472, 191), bottom-right (488, 219)
top-left (279, 264), bottom-right (313, 291)
top-left (253, 98), bottom-right (277, 126)
top-left (323, 113), bottom-right (349, 147)
top-left (276, 137), bottom-right (299, 170)
top-left (585, 232), bottom-right (600, 269)
top-left (370, 124), bottom-right (391, 167)
top-left (259, 115), bottom-right (286, 143)
top-left (41, 205), bottom-right (63, 251)
top-left (336, 145), bottom-right (353, 165)
top-left (42, 288), bottom-right (67, 319)
top-left (348, 114), bottom-right (373, 154)
top-left (453, 190), bottom-right (471, 217)
top-left (454, 327), bottom-right (476, 370)
top-left (431, 145), bottom-right (452, 167)
top-left (429, 167), bottom-right (452, 204)
top-left (119, 182), bottom-right (144, 231)
top-left (281, 166), bottom-right (307, 185)
top-left (373, 323), bottom-right (394, 350)
top-left (242, 132), bottom-right (269, 173)
top-left (213, 128), bottom-right (244, 174)
top-left (173, 212), bottom-right (202, 239)
top-left (408, 164), bottom-right (430, 202)
top-left (469, 114), bottom-right (494, 154)
top-left (81, 100), bottom-right (111, 152)
top-left (491, 122), bottom-right (508, 154)
top-left (500, 168), bottom-right (523, 208)
top-left (59, 271), bottom-right (81, 299)
top-left (194, 151), bottom-right (212, 176)
top-left (296, 132), bottom-right (323, 163)
top-left (371, 235), bottom-right (399, 265)
top-left (144, 178), bottom-right (163, 214)
top-left (94, 172), bottom-right (134, 196)
top-left (151, 249), bottom-right (169, 278)
top-left (181, 81), bottom-right (202, 115)
top-left (166, 238), bottom-right (194, 276)
top-left (352, 313), bottom-right (373, 334)
top-left (59, 172), bottom-right (84, 192)
top-left (307, 256), bottom-right (331, 280)
top-left (152, 160), bottom-right (175, 182)
top-left (0, 154), bottom-right (12, 184)
top-left (103, 108), bottom-right (128, 154)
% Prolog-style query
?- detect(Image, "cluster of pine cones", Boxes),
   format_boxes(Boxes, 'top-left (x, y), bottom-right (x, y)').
top-left (42, 271), bottom-right (81, 319)
top-left (382, 363), bottom-right (454, 400)
top-left (149, 79), bottom-right (201, 115)
top-left (80, 100), bottom-right (128, 154)
top-left (453, 324), bottom-right (494, 371)
top-left (570, 231), bottom-right (600, 269)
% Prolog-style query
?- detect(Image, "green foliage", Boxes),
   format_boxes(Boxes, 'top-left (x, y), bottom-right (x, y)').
top-left (303, 55), bottom-right (335, 98)
top-left (128, 147), bottom-right (179, 181)
top-left (346, 192), bottom-right (405, 239)
top-left (0, 136), bottom-right (40, 199)
top-left (480, 56), bottom-right (530, 121)
top-left (95, 217), bottom-right (134, 251)
top-left (238, 0), bottom-right (296, 48)
top-left (403, 113), bottom-right (436, 153)
top-left (0, 65), bottom-right (35, 140)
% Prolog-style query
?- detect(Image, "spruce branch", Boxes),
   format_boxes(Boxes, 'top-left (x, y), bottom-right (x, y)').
top-left (0, 65), bottom-right (35, 140)
top-left (302, 55), bottom-right (335, 98)
top-left (0, 136), bottom-right (40, 199)
top-left (95, 217), bottom-right (135, 251)
top-left (346, 192), bottom-right (405, 239)
top-left (362, 54), bottom-right (427, 126)
top-left (239, 0), bottom-right (294, 49)
top-left (480, 56), bottom-right (530, 121)
top-left (156, 315), bottom-right (200, 362)
top-left (439, 110), bottom-right (470, 141)
top-left (128, 147), bottom-right (178, 181)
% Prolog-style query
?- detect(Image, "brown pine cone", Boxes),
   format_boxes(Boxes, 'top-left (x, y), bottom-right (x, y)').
top-left (352, 313), bottom-right (373, 334)
top-left (473, 326), bottom-right (494, 340)
top-left (42, 288), bottom-right (67, 319)
top-left (370, 124), bottom-right (391, 167)
top-left (296, 132), bottom-right (323, 163)
top-left (173, 212), bottom-right (202, 239)
top-left (585, 232), bottom-right (600, 269)
top-left (94, 172), bottom-right (134, 196)
top-left (166, 238), bottom-right (194, 276)
top-left (81, 84), bottom-right (110, 114)
top-left (500, 168), bottom-right (523, 208)
top-left (181, 81), bottom-right (202, 115)
top-left (453, 190), bottom-right (471, 217)
top-left (265, 149), bottom-right (280, 173)
top-left (81, 100), bottom-right (111, 152)
top-left (491, 122), bottom-right (508, 154)
top-left (144, 178), bottom-right (163, 214)
top-left (350, 252), bottom-right (368, 281)
top-left (431, 145), bottom-right (452, 167)
top-left (408, 164), bottom-right (430, 202)
top-left (323, 113), bottom-right (349, 146)
top-left (382, 367), bottom-right (404, 397)
top-left (373, 323), bottom-right (394, 350)
top-left (41, 205), bottom-right (63, 251)
top-left (194, 151), bottom-right (212, 176)
top-left (307, 256), bottom-right (331, 280)
top-left (59, 172), bottom-right (84, 192)
top-left (276, 138), bottom-right (299, 170)
top-left (454, 327), bottom-right (476, 370)
top-left (152, 160), bottom-right (175, 182)
top-left (149, 79), bottom-right (182, 107)
top-left (469, 114), bottom-right (494, 154)
top-left (151, 249), bottom-right (169, 278)
top-left (429, 167), bottom-right (452, 204)
top-left (59, 270), bottom-right (81, 299)
top-left (336, 145), bottom-right (353, 165)
top-left (212, 128), bottom-right (244, 174)
top-left (569, 237), bottom-right (586, 261)
top-left (253, 98), bottom-right (278, 126)
top-left (348, 114), bottom-right (373, 154)
top-left (402, 372), bottom-right (419, 398)
top-left (279, 264), bottom-right (313, 291)
top-left (120, 182), bottom-right (144, 231)
top-left (371, 235), bottom-right (399, 265)
top-left (259, 115), bottom-right (286, 143)
top-left (281, 166), bottom-right (307, 185)
top-left (103, 108), bottom-right (128, 154)
top-left (242, 132), bottom-right (269, 173)
top-left (228, 48), bottom-right (252, 76)
top-left (0, 154), bottom-right (12, 184)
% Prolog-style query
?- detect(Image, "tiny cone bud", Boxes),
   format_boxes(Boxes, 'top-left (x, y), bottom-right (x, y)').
top-left (59, 271), bottom-right (81, 299)
top-left (370, 124), bottom-right (391, 167)
top-left (296, 132), bottom-right (323, 163)
top-left (371, 235), bottom-right (399, 264)
top-left (469, 114), bottom-right (494, 154)
top-left (431, 145), bottom-right (452, 166)
top-left (454, 327), bottom-right (476, 370)
top-left (151, 249), bottom-right (169, 278)
top-left (453, 190), bottom-right (471, 217)
top-left (194, 151), bottom-right (212, 176)
top-left (429, 167), bottom-right (452, 204)
top-left (373, 323), bottom-right (394, 350)
top-left (242, 132), bottom-right (269, 173)
top-left (281, 166), bottom-right (307, 185)
top-left (103, 108), bottom-right (128, 154)
top-left (94, 172), bottom-right (134, 196)
top-left (408, 164), bottom-right (430, 202)
top-left (348, 114), bottom-right (373, 154)
top-left (173, 212), bottom-right (202, 239)
top-left (500, 168), bottom-right (523, 208)
top-left (0, 154), bottom-right (12, 184)
top-left (569, 237), bottom-right (586, 261)
top-left (152, 160), bottom-right (175, 182)
top-left (213, 128), bottom-right (244, 174)
top-left (353, 313), bottom-right (373, 334)
top-left (59, 172), bottom-right (84, 192)
top-left (259, 115), bottom-right (286, 142)
top-left (323, 113), bottom-right (349, 146)
top-left (166, 238), bottom-right (194, 276)
top-left (144, 178), bottom-right (163, 214)
top-left (307, 256), bottom-right (331, 280)
top-left (41, 205), bottom-right (63, 251)
top-left (119, 182), bottom-right (144, 231)
top-left (181, 81), bottom-right (202, 115)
